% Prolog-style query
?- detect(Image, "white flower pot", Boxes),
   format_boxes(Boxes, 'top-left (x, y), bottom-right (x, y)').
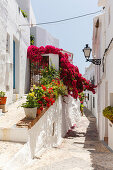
top-left (24, 107), bottom-right (37, 119)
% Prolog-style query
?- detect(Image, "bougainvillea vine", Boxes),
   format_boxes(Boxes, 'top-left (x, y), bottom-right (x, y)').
top-left (27, 45), bottom-right (96, 99)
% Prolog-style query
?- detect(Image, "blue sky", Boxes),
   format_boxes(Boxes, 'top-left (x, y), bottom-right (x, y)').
top-left (31, 0), bottom-right (101, 75)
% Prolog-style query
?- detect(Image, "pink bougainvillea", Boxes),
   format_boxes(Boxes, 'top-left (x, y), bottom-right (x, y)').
top-left (27, 45), bottom-right (96, 99)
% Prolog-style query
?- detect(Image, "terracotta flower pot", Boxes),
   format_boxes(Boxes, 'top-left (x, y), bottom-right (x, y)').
top-left (24, 107), bottom-right (37, 119)
top-left (37, 108), bottom-right (41, 115)
top-left (0, 97), bottom-right (7, 105)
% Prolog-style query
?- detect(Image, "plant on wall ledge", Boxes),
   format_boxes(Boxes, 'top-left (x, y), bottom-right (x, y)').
top-left (19, 8), bottom-right (28, 18)
top-left (79, 92), bottom-right (85, 116)
top-left (103, 106), bottom-right (113, 123)
top-left (0, 91), bottom-right (7, 105)
top-left (30, 35), bottom-right (35, 45)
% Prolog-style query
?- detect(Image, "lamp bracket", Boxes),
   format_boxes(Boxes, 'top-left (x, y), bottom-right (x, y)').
top-left (86, 59), bottom-right (101, 65)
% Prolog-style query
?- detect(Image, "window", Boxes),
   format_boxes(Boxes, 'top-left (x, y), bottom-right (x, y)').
top-left (95, 19), bottom-right (99, 40)
top-left (31, 56), bottom-right (49, 87)
top-left (88, 93), bottom-right (89, 101)
top-left (93, 97), bottom-right (95, 108)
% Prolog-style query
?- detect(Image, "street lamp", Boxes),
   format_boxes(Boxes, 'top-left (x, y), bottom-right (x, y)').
top-left (83, 44), bottom-right (101, 65)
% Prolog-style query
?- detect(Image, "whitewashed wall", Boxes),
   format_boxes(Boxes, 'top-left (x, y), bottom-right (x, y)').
top-left (83, 64), bottom-right (97, 118)
top-left (0, 0), bottom-right (33, 104)
top-left (30, 26), bottom-right (59, 48)
top-left (92, 11), bottom-right (106, 140)
top-left (29, 1), bottom-right (37, 25)
top-left (62, 96), bottom-right (81, 137)
top-left (93, 0), bottom-right (113, 144)
top-left (16, 0), bottom-right (30, 22)
top-left (0, 0), bottom-right (8, 91)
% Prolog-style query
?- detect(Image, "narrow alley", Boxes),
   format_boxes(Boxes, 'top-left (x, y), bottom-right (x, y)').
top-left (22, 108), bottom-right (113, 170)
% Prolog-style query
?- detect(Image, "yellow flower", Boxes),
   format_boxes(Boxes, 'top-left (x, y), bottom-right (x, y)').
top-left (29, 93), bottom-right (32, 96)
top-left (31, 89), bottom-right (33, 92)
top-left (32, 92), bottom-right (35, 96)
top-left (28, 92), bottom-right (35, 97)
top-left (33, 85), bottom-right (36, 89)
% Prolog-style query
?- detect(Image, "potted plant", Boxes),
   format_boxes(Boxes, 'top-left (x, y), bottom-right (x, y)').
top-left (22, 92), bottom-right (38, 119)
top-left (103, 106), bottom-right (113, 150)
top-left (103, 106), bottom-right (113, 123)
top-left (0, 91), bottom-right (7, 105)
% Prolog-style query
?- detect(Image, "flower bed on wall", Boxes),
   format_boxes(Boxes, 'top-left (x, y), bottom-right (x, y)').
top-left (22, 65), bottom-right (68, 117)
top-left (27, 45), bottom-right (96, 100)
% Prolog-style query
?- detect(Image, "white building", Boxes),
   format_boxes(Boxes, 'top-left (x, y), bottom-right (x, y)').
top-left (92, 0), bottom-right (113, 149)
top-left (0, 0), bottom-right (59, 104)
top-left (30, 26), bottom-right (59, 48)
top-left (0, 0), bottom-right (33, 104)
top-left (83, 64), bottom-right (97, 117)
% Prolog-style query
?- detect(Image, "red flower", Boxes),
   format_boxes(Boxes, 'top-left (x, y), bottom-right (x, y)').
top-left (41, 85), bottom-right (46, 91)
top-left (40, 107), bottom-right (43, 111)
top-left (27, 45), bottom-right (96, 99)
top-left (47, 103), bottom-right (50, 107)
top-left (38, 101), bottom-right (43, 104)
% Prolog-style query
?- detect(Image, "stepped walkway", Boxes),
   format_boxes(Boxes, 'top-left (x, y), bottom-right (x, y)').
top-left (23, 107), bottom-right (113, 170)
top-left (0, 106), bottom-right (113, 169)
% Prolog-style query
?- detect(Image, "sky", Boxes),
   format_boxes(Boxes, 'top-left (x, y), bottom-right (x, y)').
top-left (31, 0), bottom-right (101, 75)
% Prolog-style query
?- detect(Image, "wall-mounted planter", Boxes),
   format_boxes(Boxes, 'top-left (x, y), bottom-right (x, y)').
top-left (108, 119), bottom-right (113, 150)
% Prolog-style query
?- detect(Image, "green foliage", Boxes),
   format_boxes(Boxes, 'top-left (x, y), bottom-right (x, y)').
top-left (103, 106), bottom-right (113, 122)
top-left (20, 9), bottom-right (27, 18)
top-left (30, 35), bottom-right (35, 45)
top-left (33, 86), bottom-right (47, 105)
top-left (80, 104), bottom-right (84, 113)
top-left (22, 66), bottom-right (68, 109)
top-left (21, 93), bottom-right (38, 108)
top-left (40, 66), bottom-right (59, 85)
top-left (79, 92), bottom-right (85, 102)
top-left (49, 80), bottom-right (68, 98)
top-left (0, 91), bottom-right (5, 97)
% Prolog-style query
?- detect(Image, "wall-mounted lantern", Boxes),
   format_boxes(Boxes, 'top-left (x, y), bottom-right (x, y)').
top-left (83, 44), bottom-right (101, 65)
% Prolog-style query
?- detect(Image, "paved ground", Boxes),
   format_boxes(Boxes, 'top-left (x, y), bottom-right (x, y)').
top-left (0, 98), bottom-right (26, 169)
top-left (23, 107), bottom-right (113, 170)
top-left (0, 141), bottom-right (24, 169)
